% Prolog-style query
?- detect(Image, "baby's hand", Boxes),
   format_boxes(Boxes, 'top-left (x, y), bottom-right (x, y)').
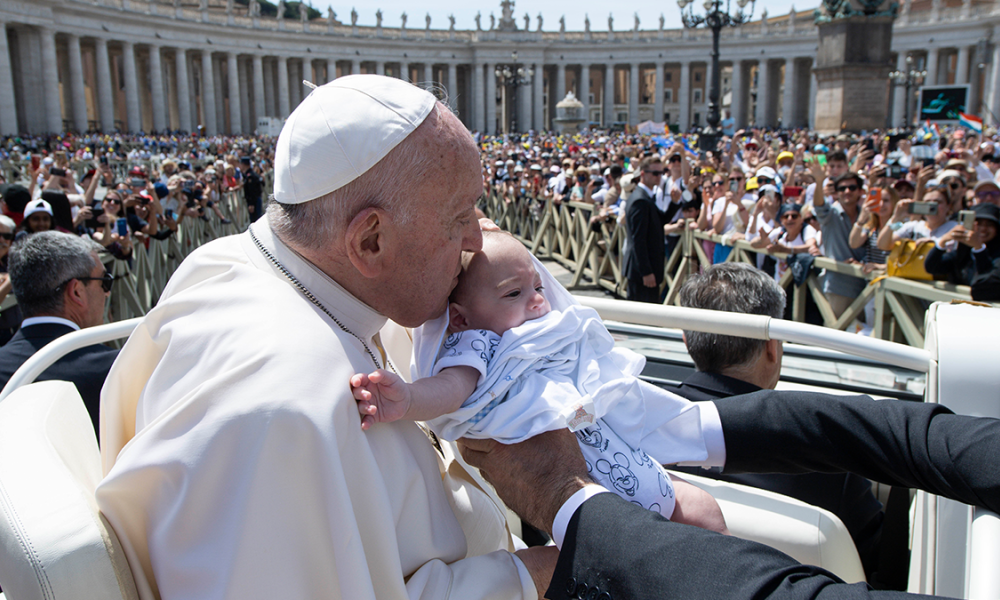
top-left (350, 369), bottom-right (412, 430)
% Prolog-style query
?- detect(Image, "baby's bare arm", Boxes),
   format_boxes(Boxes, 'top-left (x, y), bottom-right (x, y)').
top-left (351, 366), bottom-right (480, 430)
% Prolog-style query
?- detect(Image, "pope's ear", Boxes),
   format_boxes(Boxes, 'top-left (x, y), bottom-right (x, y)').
top-left (344, 207), bottom-right (386, 278)
top-left (449, 302), bottom-right (471, 332)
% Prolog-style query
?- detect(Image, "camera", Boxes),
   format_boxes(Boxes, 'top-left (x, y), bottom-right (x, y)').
top-left (888, 164), bottom-right (906, 179)
top-left (130, 177), bottom-right (146, 188)
top-left (959, 210), bottom-right (975, 229)
top-left (909, 201), bottom-right (938, 216)
top-left (49, 167), bottom-right (67, 177)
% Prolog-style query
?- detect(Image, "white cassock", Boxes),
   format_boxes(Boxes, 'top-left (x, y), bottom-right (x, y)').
top-left (96, 215), bottom-right (536, 600)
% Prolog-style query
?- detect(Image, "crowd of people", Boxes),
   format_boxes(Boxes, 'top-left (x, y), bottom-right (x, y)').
top-left (481, 125), bottom-right (1000, 328)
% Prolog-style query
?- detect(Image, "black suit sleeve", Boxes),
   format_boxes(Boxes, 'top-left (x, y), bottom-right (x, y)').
top-left (714, 391), bottom-right (1000, 514)
top-left (547, 493), bottom-right (918, 600)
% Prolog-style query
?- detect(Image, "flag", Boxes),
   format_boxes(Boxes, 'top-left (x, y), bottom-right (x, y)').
top-left (959, 112), bottom-right (983, 134)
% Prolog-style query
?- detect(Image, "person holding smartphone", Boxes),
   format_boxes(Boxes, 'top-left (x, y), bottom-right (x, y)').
top-left (925, 203), bottom-right (1000, 286)
top-left (876, 184), bottom-right (956, 252)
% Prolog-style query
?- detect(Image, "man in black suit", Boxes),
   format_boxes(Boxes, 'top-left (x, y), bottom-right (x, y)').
top-left (671, 263), bottom-right (886, 580)
top-left (0, 231), bottom-right (118, 437)
top-left (623, 156), bottom-right (670, 303)
top-left (460, 385), bottom-right (1000, 599)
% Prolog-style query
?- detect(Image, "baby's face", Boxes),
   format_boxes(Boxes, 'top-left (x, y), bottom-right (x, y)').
top-left (457, 241), bottom-right (551, 335)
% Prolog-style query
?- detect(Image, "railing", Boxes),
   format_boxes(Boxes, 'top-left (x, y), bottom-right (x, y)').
top-left (480, 190), bottom-right (982, 349)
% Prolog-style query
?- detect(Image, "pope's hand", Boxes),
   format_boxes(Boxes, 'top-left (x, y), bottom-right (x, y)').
top-left (458, 429), bottom-right (591, 535)
top-left (351, 369), bottom-right (412, 430)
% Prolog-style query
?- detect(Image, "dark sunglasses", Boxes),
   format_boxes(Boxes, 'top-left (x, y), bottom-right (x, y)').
top-left (836, 184), bottom-right (860, 192)
top-left (757, 177), bottom-right (773, 184)
top-left (728, 176), bottom-right (743, 181)
top-left (57, 271), bottom-right (115, 293)
top-left (0, 232), bottom-right (13, 241)
top-left (645, 170), bottom-right (665, 175)
top-left (712, 181), bottom-right (725, 186)
top-left (976, 190), bottom-right (1000, 199)
top-left (668, 156), bottom-right (682, 163)
top-left (781, 212), bottom-right (801, 220)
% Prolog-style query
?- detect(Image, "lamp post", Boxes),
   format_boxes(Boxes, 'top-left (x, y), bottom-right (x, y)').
top-left (888, 54), bottom-right (926, 128)
top-left (677, 0), bottom-right (754, 150)
top-left (495, 51), bottom-right (534, 134)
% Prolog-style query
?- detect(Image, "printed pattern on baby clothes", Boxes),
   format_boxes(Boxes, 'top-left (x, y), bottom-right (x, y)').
top-left (438, 329), bottom-right (677, 519)
top-left (576, 419), bottom-right (677, 519)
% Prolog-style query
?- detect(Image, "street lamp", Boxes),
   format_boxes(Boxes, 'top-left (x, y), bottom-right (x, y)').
top-left (494, 51), bottom-right (534, 134)
top-left (677, 0), bottom-right (754, 150)
top-left (888, 54), bottom-right (926, 128)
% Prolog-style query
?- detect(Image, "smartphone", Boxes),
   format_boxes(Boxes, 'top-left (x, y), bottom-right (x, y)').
top-left (165, 208), bottom-right (176, 220)
top-left (99, 156), bottom-right (109, 166)
top-left (30, 155), bottom-right (40, 171)
top-left (920, 157), bottom-right (936, 168)
top-left (909, 201), bottom-right (939, 216)
top-left (784, 186), bottom-right (803, 199)
top-left (116, 217), bottom-right (128, 237)
top-left (729, 179), bottom-right (739, 193)
top-left (959, 209), bottom-right (975, 229)
top-left (49, 167), bottom-right (67, 177)
top-left (863, 138), bottom-right (875, 152)
top-left (130, 177), bottom-right (145, 188)
top-left (888, 164), bottom-right (907, 179)
top-left (867, 188), bottom-right (883, 212)
top-left (817, 155), bottom-right (828, 167)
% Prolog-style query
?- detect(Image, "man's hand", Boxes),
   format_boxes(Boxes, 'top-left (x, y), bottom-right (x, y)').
top-left (351, 369), bottom-right (412, 430)
top-left (642, 273), bottom-right (657, 288)
top-left (458, 429), bottom-right (591, 535)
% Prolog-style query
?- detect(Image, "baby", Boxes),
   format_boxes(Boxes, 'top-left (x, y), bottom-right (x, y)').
top-left (352, 231), bottom-right (728, 534)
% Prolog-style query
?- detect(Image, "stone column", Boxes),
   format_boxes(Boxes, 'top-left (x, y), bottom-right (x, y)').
top-left (518, 74), bottom-right (532, 132)
top-left (253, 55), bottom-right (265, 124)
top-left (579, 65), bottom-right (590, 126)
top-left (174, 49), bottom-right (192, 132)
top-left (288, 59), bottom-right (301, 109)
top-left (990, 40), bottom-right (1000, 127)
top-left (148, 44), bottom-right (167, 132)
top-left (201, 49), bottom-right (217, 134)
top-left (350, 59), bottom-right (359, 75)
top-left (472, 61), bottom-right (484, 133)
top-left (808, 68), bottom-right (818, 130)
top-left (66, 35), bottom-right (88, 132)
top-left (678, 61), bottom-right (691, 131)
top-left (327, 58), bottom-right (337, 82)
top-left (227, 52), bottom-right (241, 134)
top-left (926, 48), bottom-right (939, 86)
top-left (956, 46), bottom-right (970, 85)
top-left (213, 55), bottom-right (225, 133)
top-left (95, 37), bottom-right (115, 132)
top-left (277, 56), bottom-right (290, 117)
top-left (533, 64), bottom-right (545, 131)
top-left (604, 63), bottom-right (615, 126)
top-left (240, 58), bottom-right (251, 132)
top-left (39, 28), bottom-right (63, 133)
top-left (730, 60), bottom-right (744, 129)
top-left (782, 57), bottom-right (797, 127)
top-left (423, 63), bottom-right (433, 85)
top-left (448, 62), bottom-right (458, 103)
top-left (755, 59), bottom-right (769, 127)
top-left (485, 64), bottom-right (497, 135)
top-left (628, 63), bottom-right (639, 126)
top-left (400, 61), bottom-right (409, 81)
top-left (556, 63), bottom-right (566, 101)
top-left (654, 62), bottom-right (665, 122)
top-left (121, 41), bottom-right (142, 133)
top-left (375, 61), bottom-right (384, 75)
top-left (891, 52), bottom-right (907, 127)
top-left (263, 58), bottom-right (275, 116)
top-left (0, 23), bottom-right (19, 134)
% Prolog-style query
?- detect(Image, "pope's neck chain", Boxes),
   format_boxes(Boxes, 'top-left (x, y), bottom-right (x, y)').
top-left (248, 224), bottom-right (395, 374)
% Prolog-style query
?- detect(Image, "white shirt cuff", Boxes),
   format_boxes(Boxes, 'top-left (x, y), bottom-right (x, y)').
top-left (972, 244), bottom-right (987, 253)
top-left (673, 401), bottom-right (727, 468)
top-left (551, 485), bottom-right (611, 549)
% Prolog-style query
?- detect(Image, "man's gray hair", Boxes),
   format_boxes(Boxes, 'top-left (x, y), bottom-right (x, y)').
top-left (678, 263), bottom-right (786, 373)
top-left (9, 231), bottom-right (104, 318)
top-left (268, 100), bottom-right (458, 250)
top-left (0, 215), bottom-right (15, 231)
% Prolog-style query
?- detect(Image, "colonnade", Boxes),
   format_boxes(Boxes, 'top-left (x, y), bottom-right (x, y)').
top-left (3, 0), bottom-right (1000, 136)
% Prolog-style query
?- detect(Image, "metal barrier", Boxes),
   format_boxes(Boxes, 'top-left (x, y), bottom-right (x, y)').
top-left (480, 190), bottom-right (983, 348)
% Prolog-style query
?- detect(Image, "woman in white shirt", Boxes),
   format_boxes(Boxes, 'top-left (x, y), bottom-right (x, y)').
top-left (753, 203), bottom-right (820, 282)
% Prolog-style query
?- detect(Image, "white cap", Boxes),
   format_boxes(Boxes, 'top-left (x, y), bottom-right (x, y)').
top-left (273, 75), bottom-right (437, 204)
top-left (23, 199), bottom-right (53, 218)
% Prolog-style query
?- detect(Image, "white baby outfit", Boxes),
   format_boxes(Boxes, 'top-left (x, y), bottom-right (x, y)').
top-left (411, 263), bottom-right (712, 519)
